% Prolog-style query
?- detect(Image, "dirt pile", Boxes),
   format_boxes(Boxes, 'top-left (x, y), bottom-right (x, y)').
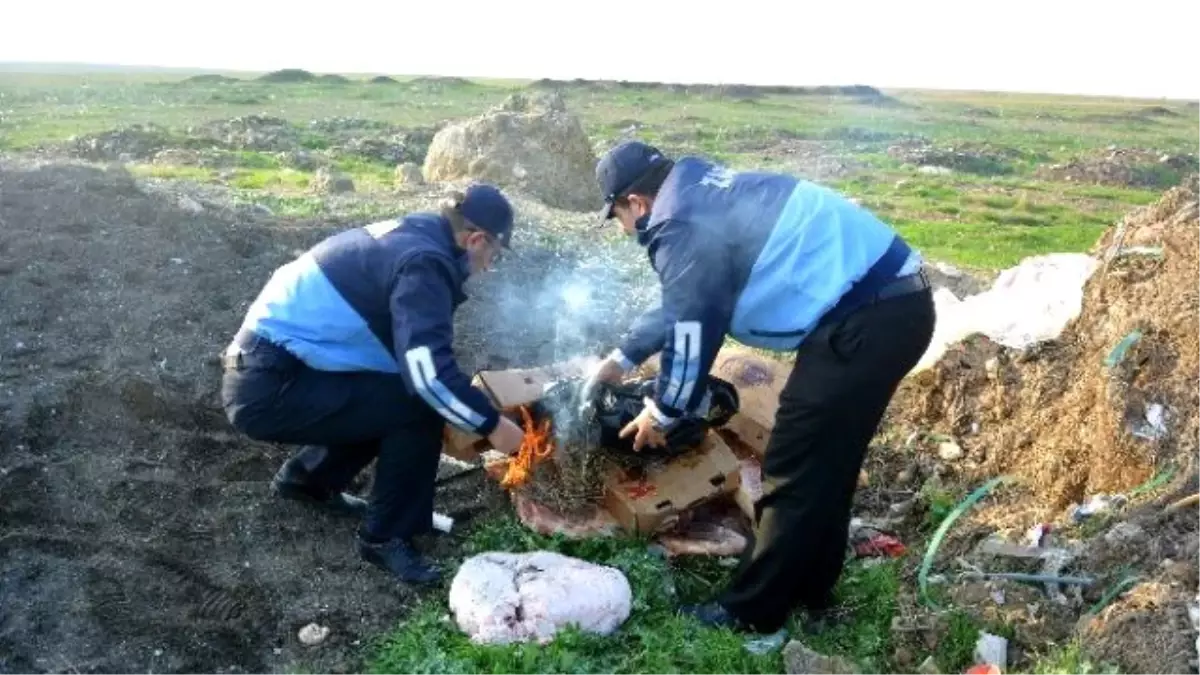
top-left (68, 124), bottom-right (176, 161)
top-left (1036, 147), bottom-right (1196, 189)
top-left (423, 92), bottom-right (602, 212)
top-left (0, 159), bottom-right (506, 673)
top-left (886, 141), bottom-right (1029, 176)
top-left (892, 174), bottom-right (1199, 520)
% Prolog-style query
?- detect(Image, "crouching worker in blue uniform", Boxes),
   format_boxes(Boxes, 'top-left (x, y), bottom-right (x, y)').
top-left (220, 183), bottom-right (526, 585)
top-left (583, 141), bottom-right (937, 633)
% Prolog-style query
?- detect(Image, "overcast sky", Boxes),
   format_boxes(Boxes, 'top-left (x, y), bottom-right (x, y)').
top-left (3, 0), bottom-right (1196, 100)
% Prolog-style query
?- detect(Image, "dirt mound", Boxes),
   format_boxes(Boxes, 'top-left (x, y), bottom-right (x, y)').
top-left (891, 174), bottom-right (1199, 520)
top-left (369, 75), bottom-right (399, 85)
top-left (257, 69), bottom-right (317, 83)
top-left (886, 141), bottom-right (1027, 176)
top-left (185, 74), bottom-right (240, 84)
top-left (67, 124), bottom-right (176, 161)
top-left (196, 115), bottom-right (300, 152)
top-left (423, 92), bottom-right (602, 212)
top-left (0, 159), bottom-right (506, 673)
top-left (1036, 147), bottom-right (1196, 189)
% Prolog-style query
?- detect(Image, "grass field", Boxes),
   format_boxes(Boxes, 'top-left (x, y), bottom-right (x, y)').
top-left (2, 70), bottom-right (1195, 270)
top-left (1, 68), bottom-right (1194, 674)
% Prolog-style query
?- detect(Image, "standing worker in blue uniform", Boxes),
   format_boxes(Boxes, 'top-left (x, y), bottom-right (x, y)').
top-left (583, 141), bottom-right (936, 633)
top-left (220, 183), bottom-right (526, 585)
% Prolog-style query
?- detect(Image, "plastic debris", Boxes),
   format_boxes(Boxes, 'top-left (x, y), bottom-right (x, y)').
top-left (974, 632), bottom-right (1008, 670)
top-left (1187, 595), bottom-right (1199, 629)
top-left (853, 532), bottom-right (907, 558)
top-left (1068, 493), bottom-right (1128, 522)
top-left (1104, 329), bottom-right (1143, 368)
top-left (1023, 523), bottom-right (1051, 548)
top-left (920, 476), bottom-right (1008, 606)
top-left (744, 628), bottom-right (788, 655)
top-left (1131, 403), bottom-right (1169, 441)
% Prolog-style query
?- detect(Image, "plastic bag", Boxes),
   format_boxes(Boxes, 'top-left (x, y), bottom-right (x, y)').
top-left (533, 375), bottom-right (740, 466)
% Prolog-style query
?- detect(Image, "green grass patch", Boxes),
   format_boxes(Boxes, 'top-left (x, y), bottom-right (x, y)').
top-left (366, 514), bottom-right (902, 674)
top-left (1030, 640), bottom-right (1119, 674)
top-left (126, 163), bottom-right (216, 182)
top-left (229, 167), bottom-right (311, 190)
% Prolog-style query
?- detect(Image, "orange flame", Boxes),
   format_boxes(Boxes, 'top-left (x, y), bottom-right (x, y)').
top-left (499, 405), bottom-right (555, 489)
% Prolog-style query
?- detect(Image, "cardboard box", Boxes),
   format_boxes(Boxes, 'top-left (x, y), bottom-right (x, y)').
top-left (637, 346), bottom-right (792, 457)
top-left (602, 432), bottom-right (742, 535)
top-left (440, 357), bottom-right (600, 462)
top-left (474, 356), bottom-right (599, 408)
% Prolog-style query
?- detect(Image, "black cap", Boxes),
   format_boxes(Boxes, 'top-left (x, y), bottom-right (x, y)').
top-left (595, 140), bottom-right (669, 225)
top-left (459, 182), bottom-right (514, 248)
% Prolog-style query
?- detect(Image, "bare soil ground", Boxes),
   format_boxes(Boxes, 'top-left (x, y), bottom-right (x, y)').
top-left (0, 159), bottom-right (534, 673)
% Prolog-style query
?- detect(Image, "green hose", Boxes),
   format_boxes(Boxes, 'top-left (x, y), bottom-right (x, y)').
top-left (919, 476), bottom-right (1010, 607)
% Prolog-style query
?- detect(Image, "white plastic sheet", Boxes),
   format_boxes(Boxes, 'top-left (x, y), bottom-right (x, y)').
top-left (913, 253), bottom-right (1100, 373)
top-left (448, 551), bottom-right (632, 645)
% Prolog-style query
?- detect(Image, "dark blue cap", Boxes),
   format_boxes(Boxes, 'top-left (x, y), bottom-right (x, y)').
top-left (595, 140), bottom-right (669, 224)
top-left (459, 182), bottom-right (514, 248)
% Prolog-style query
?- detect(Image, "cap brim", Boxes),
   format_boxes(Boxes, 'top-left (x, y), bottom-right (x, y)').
top-left (594, 199), bottom-right (615, 228)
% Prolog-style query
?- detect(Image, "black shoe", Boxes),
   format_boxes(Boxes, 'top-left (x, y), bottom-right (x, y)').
top-left (271, 461), bottom-right (367, 518)
top-left (358, 536), bottom-right (442, 585)
top-left (680, 602), bottom-right (746, 631)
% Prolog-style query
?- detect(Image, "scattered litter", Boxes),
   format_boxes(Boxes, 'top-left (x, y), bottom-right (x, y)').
top-left (1068, 493), bottom-right (1128, 522)
top-left (1130, 403), bottom-right (1169, 441)
top-left (965, 664), bottom-right (1002, 675)
top-left (959, 571), bottom-right (1094, 586)
top-left (1087, 574), bottom-right (1142, 616)
top-left (1187, 594), bottom-right (1199, 629)
top-left (990, 588), bottom-right (1006, 605)
top-left (1023, 523), bottom-right (1051, 548)
top-left (1104, 326), bottom-right (1142, 365)
top-left (938, 441), bottom-right (964, 461)
top-left (913, 253), bottom-right (1098, 373)
top-left (447, 550), bottom-right (632, 645)
top-left (920, 476), bottom-right (1008, 606)
top-left (744, 628), bottom-right (789, 655)
top-left (852, 530), bottom-right (907, 559)
top-left (297, 623), bottom-right (329, 646)
top-left (974, 631), bottom-right (1008, 670)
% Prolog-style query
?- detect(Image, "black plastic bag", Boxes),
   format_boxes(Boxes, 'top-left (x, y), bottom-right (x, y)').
top-left (533, 374), bottom-right (741, 465)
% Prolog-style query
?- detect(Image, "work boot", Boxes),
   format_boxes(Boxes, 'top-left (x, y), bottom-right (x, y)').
top-left (358, 535), bottom-right (442, 585)
top-left (271, 458), bottom-right (368, 518)
top-left (679, 602), bottom-right (747, 631)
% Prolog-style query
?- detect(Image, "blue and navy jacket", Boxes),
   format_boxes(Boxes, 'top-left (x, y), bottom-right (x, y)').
top-left (614, 157), bottom-right (922, 424)
top-left (235, 214), bottom-right (501, 436)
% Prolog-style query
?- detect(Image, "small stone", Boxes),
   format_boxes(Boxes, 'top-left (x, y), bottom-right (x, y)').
top-left (394, 161), bottom-right (424, 186)
top-left (896, 467), bottom-right (916, 485)
top-left (783, 640), bottom-right (860, 674)
top-left (938, 441), bottom-right (964, 461)
top-left (298, 623), bottom-right (330, 646)
top-left (178, 196), bottom-right (204, 214)
top-left (1104, 521), bottom-right (1146, 546)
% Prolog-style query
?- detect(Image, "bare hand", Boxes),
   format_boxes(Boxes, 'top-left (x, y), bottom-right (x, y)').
top-left (618, 406), bottom-right (668, 452)
top-left (487, 415), bottom-right (525, 456)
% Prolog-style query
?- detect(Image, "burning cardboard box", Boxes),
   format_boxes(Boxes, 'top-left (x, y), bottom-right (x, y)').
top-left (460, 358), bottom-right (745, 536)
top-left (440, 356), bottom-right (601, 462)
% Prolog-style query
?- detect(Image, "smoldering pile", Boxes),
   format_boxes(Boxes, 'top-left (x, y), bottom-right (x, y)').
top-left (499, 374), bottom-right (741, 514)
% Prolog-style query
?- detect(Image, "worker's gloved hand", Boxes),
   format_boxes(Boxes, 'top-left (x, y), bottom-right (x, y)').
top-left (579, 357), bottom-right (627, 408)
top-left (487, 415), bottom-right (525, 456)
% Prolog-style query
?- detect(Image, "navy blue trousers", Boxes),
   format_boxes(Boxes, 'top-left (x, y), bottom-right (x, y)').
top-left (219, 331), bottom-right (443, 542)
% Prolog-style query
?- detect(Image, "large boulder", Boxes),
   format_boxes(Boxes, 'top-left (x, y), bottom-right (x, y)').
top-left (423, 92), bottom-right (602, 212)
